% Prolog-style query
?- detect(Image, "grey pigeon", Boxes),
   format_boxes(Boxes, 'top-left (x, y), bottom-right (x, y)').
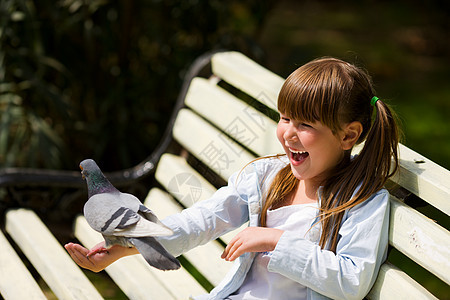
top-left (80, 159), bottom-right (181, 271)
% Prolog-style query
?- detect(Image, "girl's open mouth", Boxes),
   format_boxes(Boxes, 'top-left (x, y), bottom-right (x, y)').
top-left (290, 149), bottom-right (309, 164)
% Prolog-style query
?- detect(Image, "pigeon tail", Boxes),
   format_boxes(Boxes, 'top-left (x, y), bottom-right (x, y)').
top-left (129, 237), bottom-right (181, 271)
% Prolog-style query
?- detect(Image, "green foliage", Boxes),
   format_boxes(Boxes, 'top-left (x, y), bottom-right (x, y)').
top-left (0, 0), bottom-right (274, 170)
top-left (4, 1), bottom-right (447, 171)
top-left (258, 0), bottom-right (450, 170)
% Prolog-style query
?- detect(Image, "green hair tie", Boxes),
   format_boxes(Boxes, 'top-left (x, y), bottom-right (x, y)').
top-left (371, 96), bottom-right (379, 106)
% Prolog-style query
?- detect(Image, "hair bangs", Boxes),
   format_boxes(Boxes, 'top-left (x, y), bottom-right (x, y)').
top-left (278, 79), bottom-right (321, 124)
top-left (278, 60), bottom-right (346, 132)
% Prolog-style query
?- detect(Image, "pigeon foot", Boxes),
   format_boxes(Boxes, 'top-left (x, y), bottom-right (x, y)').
top-left (86, 246), bottom-right (109, 258)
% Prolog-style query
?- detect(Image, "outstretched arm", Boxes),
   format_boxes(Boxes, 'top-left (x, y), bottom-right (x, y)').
top-left (64, 242), bottom-right (139, 272)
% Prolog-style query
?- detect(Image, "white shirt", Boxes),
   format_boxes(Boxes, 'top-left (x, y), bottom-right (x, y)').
top-left (229, 203), bottom-right (319, 300)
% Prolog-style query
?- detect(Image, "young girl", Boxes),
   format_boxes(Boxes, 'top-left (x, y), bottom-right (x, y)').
top-left (65, 57), bottom-right (399, 299)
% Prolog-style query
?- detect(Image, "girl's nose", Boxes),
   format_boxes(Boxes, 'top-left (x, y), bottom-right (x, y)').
top-left (284, 124), bottom-right (298, 142)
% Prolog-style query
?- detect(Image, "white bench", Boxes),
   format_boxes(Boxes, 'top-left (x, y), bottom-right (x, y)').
top-left (1, 51), bottom-right (449, 299)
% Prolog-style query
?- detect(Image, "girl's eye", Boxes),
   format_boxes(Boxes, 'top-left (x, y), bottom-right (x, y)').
top-left (279, 115), bottom-right (313, 128)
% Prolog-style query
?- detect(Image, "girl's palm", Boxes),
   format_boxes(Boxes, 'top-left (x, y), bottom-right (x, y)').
top-left (65, 242), bottom-right (119, 272)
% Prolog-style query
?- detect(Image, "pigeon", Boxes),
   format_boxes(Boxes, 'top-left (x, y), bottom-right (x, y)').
top-left (79, 159), bottom-right (181, 271)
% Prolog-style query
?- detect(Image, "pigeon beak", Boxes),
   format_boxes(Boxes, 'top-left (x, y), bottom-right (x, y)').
top-left (80, 165), bottom-right (85, 180)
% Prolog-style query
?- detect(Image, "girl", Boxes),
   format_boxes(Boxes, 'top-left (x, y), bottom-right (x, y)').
top-left (66, 57), bottom-right (399, 299)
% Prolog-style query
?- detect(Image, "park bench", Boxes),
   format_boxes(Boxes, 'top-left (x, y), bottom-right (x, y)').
top-left (0, 51), bottom-right (449, 299)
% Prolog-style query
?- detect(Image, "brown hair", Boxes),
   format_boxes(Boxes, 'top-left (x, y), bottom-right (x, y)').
top-left (261, 57), bottom-right (399, 252)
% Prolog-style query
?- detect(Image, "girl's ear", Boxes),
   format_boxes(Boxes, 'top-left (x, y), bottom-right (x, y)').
top-left (341, 121), bottom-right (363, 150)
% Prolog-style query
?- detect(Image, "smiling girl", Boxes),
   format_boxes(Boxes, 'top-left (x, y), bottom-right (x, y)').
top-left (66, 57), bottom-right (399, 300)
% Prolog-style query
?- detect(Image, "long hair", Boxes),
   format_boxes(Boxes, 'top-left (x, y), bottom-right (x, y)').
top-left (261, 57), bottom-right (399, 252)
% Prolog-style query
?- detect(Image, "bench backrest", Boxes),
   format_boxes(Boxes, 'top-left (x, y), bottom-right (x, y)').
top-left (156, 51), bottom-right (449, 299)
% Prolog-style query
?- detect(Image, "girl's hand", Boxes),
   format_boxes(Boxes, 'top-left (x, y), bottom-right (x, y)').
top-left (221, 227), bottom-right (284, 262)
top-left (64, 241), bottom-right (138, 272)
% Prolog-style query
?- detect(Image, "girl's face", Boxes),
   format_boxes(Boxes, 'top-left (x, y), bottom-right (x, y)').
top-left (277, 113), bottom-right (346, 185)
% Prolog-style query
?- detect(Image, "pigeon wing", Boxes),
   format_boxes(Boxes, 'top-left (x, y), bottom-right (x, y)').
top-left (84, 192), bottom-right (173, 237)
top-left (112, 214), bottom-right (173, 237)
top-left (138, 204), bottom-right (171, 227)
top-left (84, 193), bottom-right (140, 234)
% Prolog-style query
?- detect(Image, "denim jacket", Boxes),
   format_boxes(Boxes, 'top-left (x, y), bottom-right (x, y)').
top-left (158, 156), bottom-right (390, 300)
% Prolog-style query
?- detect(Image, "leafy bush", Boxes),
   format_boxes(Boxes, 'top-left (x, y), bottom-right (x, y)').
top-left (0, 0), bottom-right (274, 171)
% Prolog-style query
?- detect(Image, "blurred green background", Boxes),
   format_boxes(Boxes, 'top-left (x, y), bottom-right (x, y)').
top-left (1, 0), bottom-right (449, 298)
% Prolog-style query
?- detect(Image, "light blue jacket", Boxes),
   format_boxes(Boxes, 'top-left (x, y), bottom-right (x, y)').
top-left (159, 156), bottom-right (390, 300)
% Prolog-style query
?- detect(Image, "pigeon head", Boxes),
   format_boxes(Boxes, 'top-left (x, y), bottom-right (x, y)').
top-left (80, 159), bottom-right (99, 179)
top-left (79, 159), bottom-right (118, 198)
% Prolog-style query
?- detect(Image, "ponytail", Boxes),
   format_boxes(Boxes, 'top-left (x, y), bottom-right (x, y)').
top-left (318, 98), bottom-right (399, 252)
top-left (360, 99), bottom-right (400, 185)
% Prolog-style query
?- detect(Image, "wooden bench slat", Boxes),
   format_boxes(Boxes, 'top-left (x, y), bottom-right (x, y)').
top-left (145, 188), bottom-right (211, 296)
top-left (6, 209), bottom-right (103, 300)
top-left (182, 242), bottom-right (231, 288)
top-left (155, 153), bottom-right (217, 206)
top-left (144, 187), bottom-right (232, 287)
top-left (173, 108), bottom-right (256, 181)
top-left (391, 144), bottom-right (450, 215)
top-left (0, 230), bottom-right (47, 300)
top-left (367, 263), bottom-right (438, 300)
top-left (74, 215), bottom-right (201, 300)
top-left (352, 142), bottom-right (449, 215)
top-left (186, 77), bottom-right (282, 157)
top-left (389, 197), bottom-right (450, 285)
top-left (211, 51), bottom-right (284, 112)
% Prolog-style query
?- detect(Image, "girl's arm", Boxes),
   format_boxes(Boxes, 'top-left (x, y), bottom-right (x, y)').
top-left (156, 167), bottom-right (256, 256)
top-left (65, 159), bottom-right (270, 271)
top-left (267, 189), bottom-right (390, 300)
